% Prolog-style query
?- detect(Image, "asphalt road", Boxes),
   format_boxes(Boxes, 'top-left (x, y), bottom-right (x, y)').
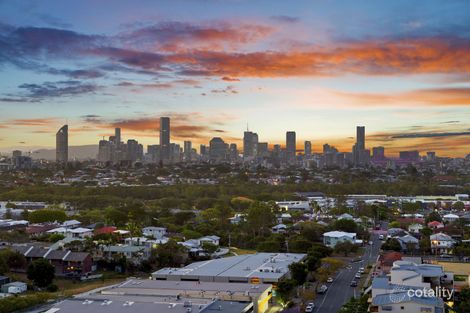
top-left (312, 233), bottom-right (381, 313)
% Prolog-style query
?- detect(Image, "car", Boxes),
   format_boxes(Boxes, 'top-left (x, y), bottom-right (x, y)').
top-left (369, 241), bottom-right (373, 245)
top-left (379, 235), bottom-right (384, 240)
top-left (305, 302), bottom-right (316, 312)
top-left (317, 285), bottom-right (328, 294)
top-left (350, 280), bottom-right (358, 287)
top-left (359, 267), bottom-right (365, 273)
top-left (440, 254), bottom-right (453, 259)
top-left (327, 277), bottom-right (333, 283)
top-left (355, 273), bottom-right (361, 279)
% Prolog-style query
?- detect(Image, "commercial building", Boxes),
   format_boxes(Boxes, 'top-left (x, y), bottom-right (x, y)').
top-left (152, 253), bottom-right (306, 284)
top-left (47, 279), bottom-right (273, 313)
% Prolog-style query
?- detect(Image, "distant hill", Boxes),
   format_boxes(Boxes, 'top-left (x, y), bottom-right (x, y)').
top-left (32, 145), bottom-right (98, 160)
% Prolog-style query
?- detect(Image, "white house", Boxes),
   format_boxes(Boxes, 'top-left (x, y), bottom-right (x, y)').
top-left (272, 223), bottom-right (287, 234)
top-left (142, 227), bottom-right (167, 239)
top-left (338, 213), bottom-right (353, 220)
top-left (323, 231), bottom-right (357, 248)
top-left (443, 213), bottom-right (459, 223)
top-left (68, 227), bottom-right (93, 239)
top-left (61, 220), bottom-right (81, 228)
top-left (407, 223), bottom-right (424, 233)
top-left (430, 232), bottom-right (456, 254)
top-left (275, 201), bottom-right (310, 211)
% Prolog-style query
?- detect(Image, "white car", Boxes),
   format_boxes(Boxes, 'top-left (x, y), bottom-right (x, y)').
top-left (327, 277), bottom-right (333, 283)
top-left (305, 302), bottom-right (316, 312)
top-left (318, 285), bottom-right (328, 294)
top-left (355, 273), bottom-right (361, 279)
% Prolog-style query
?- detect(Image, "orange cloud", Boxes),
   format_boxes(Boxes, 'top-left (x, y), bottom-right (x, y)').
top-left (334, 87), bottom-right (470, 107)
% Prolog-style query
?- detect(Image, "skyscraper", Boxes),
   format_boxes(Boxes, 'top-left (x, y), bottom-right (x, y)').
top-left (209, 137), bottom-right (228, 162)
top-left (56, 124), bottom-right (68, 164)
top-left (243, 131), bottom-right (258, 160)
top-left (354, 126), bottom-right (366, 166)
top-left (357, 126), bottom-right (365, 149)
top-left (184, 141), bottom-right (192, 161)
top-left (114, 128), bottom-right (121, 146)
top-left (160, 117), bottom-right (170, 163)
top-left (286, 131), bottom-right (296, 164)
top-left (304, 141), bottom-right (312, 157)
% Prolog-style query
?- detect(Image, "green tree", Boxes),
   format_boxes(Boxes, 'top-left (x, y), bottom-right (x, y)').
top-left (381, 238), bottom-right (402, 252)
top-left (426, 211), bottom-right (442, 223)
top-left (388, 221), bottom-right (401, 229)
top-left (334, 241), bottom-right (358, 256)
top-left (275, 279), bottom-right (295, 306)
top-left (246, 201), bottom-right (276, 237)
top-left (28, 209), bottom-right (66, 223)
top-left (27, 259), bottom-right (55, 288)
top-left (289, 262), bottom-right (308, 285)
top-left (455, 288), bottom-right (470, 313)
top-left (333, 219), bottom-right (357, 233)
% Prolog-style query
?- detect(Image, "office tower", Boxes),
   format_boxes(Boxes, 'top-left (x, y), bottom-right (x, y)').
top-left (160, 117), bottom-right (170, 163)
top-left (323, 143), bottom-right (331, 154)
top-left (56, 124), bottom-right (68, 164)
top-left (356, 126), bottom-right (365, 150)
top-left (98, 140), bottom-right (112, 163)
top-left (229, 143), bottom-right (238, 161)
top-left (127, 139), bottom-right (140, 162)
top-left (273, 144), bottom-right (281, 156)
top-left (257, 142), bottom-right (269, 158)
top-left (243, 131), bottom-right (258, 160)
top-left (147, 145), bottom-right (160, 163)
top-left (200, 144), bottom-right (207, 156)
top-left (372, 146), bottom-right (385, 160)
top-left (209, 137), bottom-right (228, 162)
top-left (184, 141), bottom-right (192, 162)
top-left (170, 143), bottom-right (181, 163)
top-left (304, 141), bottom-right (312, 157)
top-left (286, 131), bottom-right (296, 164)
top-left (427, 152), bottom-right (436, 161)
top-left (354, 126), bottom-right (366, 166)
top-left (114, 128), bottom-right (121, 146)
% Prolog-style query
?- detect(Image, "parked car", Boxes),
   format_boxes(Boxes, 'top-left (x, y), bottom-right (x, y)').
top-left (305, 302), bottom-right (316, 312)
top-left (358, 267), bottom-right (365, 273)
top-left (355, 273), bottom-right (361, 279)
top-left (379, 234), bottom-right (384, 240)
top-left (318, 285), bottom-right (328, 294)
top-left (350, 280), bottom-right (358, 287)
top-left (327, 277), bottom-right (333, 283)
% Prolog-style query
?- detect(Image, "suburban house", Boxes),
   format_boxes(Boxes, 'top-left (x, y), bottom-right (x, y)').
top-left (47, 227), bottom-right (93, 239)
top-left (428, 221), bottom-right (444, 230)
top-left (322, 231), bottom-right (357, 248)
top-left (142, 226), bottom-right (167, 239)
top-left (272, 223), bottom-right (287, 234)
top-left (376, 251), bottom-right (403, 275)
top-left (408, 223), bottom-right (424, 234)
top-left (396, 235), bottom-right (420, 252)
top-left (443, 213), bottom-right (459, 223)
top-left (9, 245), bottom-right (93, 276)
top-left (430, 232), bottom-right (456, 254)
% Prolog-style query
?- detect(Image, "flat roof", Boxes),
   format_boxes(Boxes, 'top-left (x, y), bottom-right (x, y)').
top-left (153, 253), bottom-right (306, 282)
top-left (48, 298), bottom-right (249, 313)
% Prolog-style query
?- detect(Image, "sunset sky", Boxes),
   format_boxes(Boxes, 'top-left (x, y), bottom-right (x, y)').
top-left (0, 0), bottom-right (469, 157)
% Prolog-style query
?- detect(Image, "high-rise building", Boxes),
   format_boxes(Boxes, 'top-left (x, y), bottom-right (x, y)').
top-left (56, 124), bottom-right (68, 164)
top-left (98, 140), bottom-right (112, 163)
top-left (127, 139), bottom-right (141, 162)
top-left (286, 131), bottom-right (296, 164)
top-left (257, 142), bottom-right (269, 158)
top-left (160, 117), bottom-right (170, 163)
top-left (372, 146), bottom-right (385, 160)
top-left (427, 152), bottom-right (436, 161)
top-left (114, 128), bottom-right (121, 146)
top-left (243, 131), bottom-right (258, 160)
top-left (354, 126), bottom-right (367, 166)
top-left (184, 141), bottom-right (192, 162)
top-left (229, 143), bottom-right (238, 161)
top-left (304, 141), bottom-right (312, 157)
top-left (209, 137), bottom-right (228, 162)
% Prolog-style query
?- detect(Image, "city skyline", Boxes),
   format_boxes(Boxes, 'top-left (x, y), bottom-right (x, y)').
top-left (0, 0), bottom-right (470, 156)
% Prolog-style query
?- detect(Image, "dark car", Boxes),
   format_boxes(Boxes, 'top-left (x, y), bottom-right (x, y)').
top-left (350, 280), bottom-right (358, 287)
